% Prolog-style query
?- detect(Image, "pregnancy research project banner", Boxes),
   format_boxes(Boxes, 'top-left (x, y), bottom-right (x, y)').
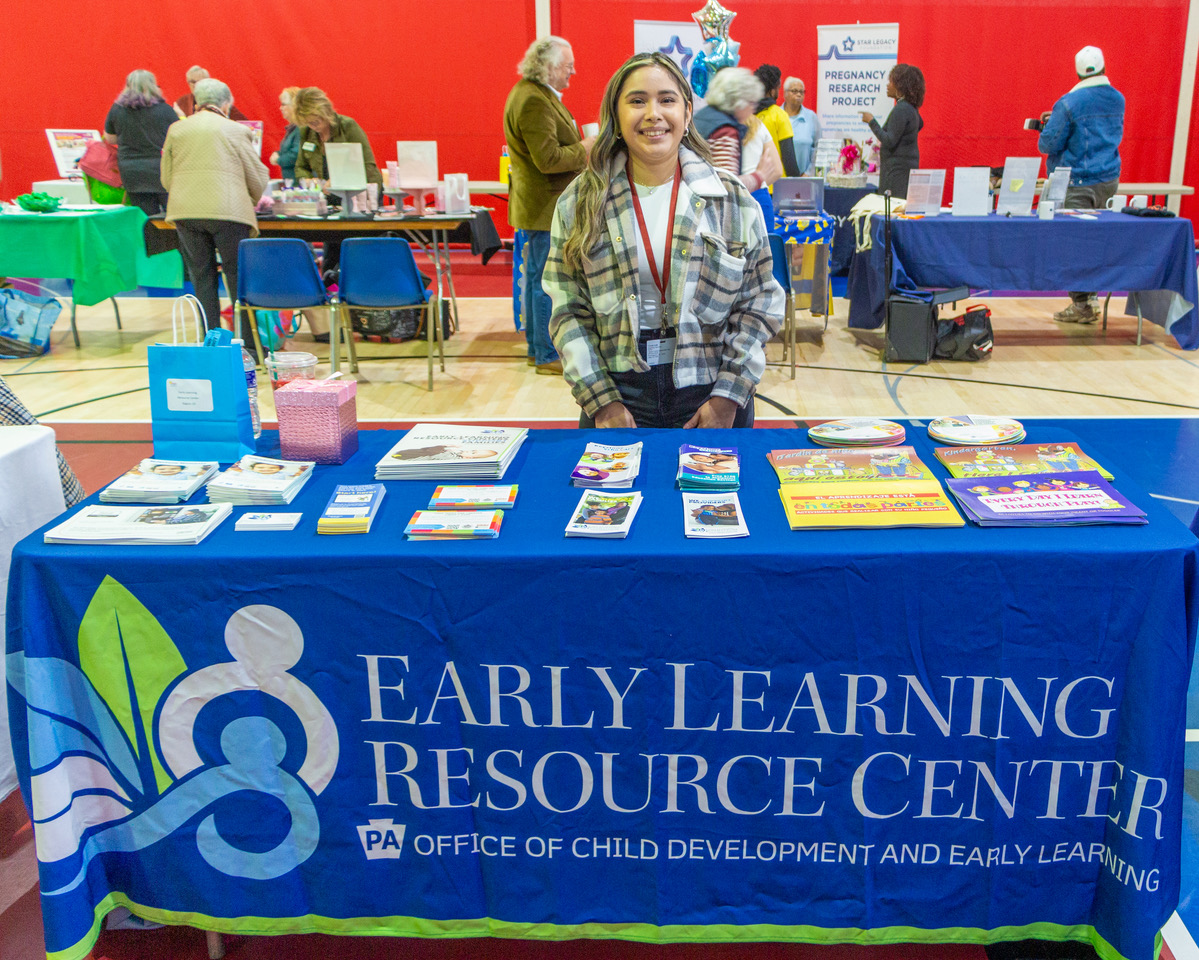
top-left (817, 23), bottom-right (899, 151)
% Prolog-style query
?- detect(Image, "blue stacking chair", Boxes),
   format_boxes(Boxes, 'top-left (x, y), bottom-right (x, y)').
top-left (236, 238), bottom-right (356, 373)
top-left (339, 237), bottom-right (443, 390)
top-left (769, 232), bottom-right (797, 380)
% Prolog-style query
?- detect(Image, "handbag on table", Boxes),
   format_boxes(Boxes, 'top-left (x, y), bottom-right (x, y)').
top-left (148, 296), bottom-right (256, 462)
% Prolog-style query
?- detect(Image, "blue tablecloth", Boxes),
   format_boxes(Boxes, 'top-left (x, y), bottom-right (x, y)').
top-left (824, 185), bottom-right (876, 275)
top-left (846, 211), bottom-right (1199, 349)
top-left (7, 426), bottom-right (1198, 960)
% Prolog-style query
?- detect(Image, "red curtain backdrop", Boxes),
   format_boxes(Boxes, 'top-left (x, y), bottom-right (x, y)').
top-left (1, 0), bottom-right (1191, 221)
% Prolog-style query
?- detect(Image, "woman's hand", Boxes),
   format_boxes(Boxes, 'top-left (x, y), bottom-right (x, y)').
top-left (754, 139), bottom-right (784, 189)
top-left (269, 151), bottom-right (280, 166)
top-left (683, 396), bottom-right (738, 429)
top-left (594, 401), bottom-right (636, 428)
top-left (859, 111), bottom-right (874, 124)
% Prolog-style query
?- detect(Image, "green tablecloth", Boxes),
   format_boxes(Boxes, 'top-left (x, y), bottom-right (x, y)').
top-left (0, 205), bottom-right (182, 305)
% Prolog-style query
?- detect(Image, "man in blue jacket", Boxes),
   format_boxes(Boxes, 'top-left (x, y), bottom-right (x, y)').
top-left (1038, 45), bottom-right (1125, 324)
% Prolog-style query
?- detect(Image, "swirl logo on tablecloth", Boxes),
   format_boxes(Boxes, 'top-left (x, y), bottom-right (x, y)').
top-left (5, 577), bottom-right (337, 894)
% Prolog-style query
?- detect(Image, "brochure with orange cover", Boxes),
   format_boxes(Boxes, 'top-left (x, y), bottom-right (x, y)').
top-left (934, 442), bottom-right (1113, 481)
top-left (777, 480), bottom-right (964, 530)
top-left (768, 446), bottom-right (936, 484)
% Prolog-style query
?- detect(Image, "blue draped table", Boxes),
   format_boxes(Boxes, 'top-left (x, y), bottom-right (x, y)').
top-left (846, 211), bottom-right (1199, 349)
top-left (823, 185), bottom-right (876, 275)
top-left (7, 426), bottom-right (1198, 960)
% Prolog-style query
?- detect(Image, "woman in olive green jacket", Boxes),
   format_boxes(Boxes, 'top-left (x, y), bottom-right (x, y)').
top-left (292, 87), bottom-right (381, 186)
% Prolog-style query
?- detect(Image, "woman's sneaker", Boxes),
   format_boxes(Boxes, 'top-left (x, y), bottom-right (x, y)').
top-left (1053, 301), bottom-right (1099, 324)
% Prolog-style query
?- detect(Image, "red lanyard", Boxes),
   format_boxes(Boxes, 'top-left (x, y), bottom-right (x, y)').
top-left (628, 160), bottom-right (681, 305)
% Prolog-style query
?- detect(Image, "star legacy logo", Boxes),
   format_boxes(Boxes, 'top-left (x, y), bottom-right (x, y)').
top-left (842, 36), bottom-right (855, 52)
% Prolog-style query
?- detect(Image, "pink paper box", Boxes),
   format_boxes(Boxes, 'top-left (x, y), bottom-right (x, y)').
top-left (275, 379), bottom-right (358, 464)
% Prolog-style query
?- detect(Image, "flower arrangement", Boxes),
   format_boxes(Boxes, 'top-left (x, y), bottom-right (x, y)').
top-left (863, 137), bottom-right (881, 174)
top-left (837, 141), bottom-right (862, 175)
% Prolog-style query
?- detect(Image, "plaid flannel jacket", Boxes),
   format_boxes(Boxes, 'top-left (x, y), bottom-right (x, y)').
top-left (544, 146), bottom-right (784, 417)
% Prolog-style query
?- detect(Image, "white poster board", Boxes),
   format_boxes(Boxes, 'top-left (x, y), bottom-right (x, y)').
top-left (45, 128), bottom-right (101, 179)
top-left (952, 167), bottom-right (992, 217)
top-left (996, 156), bottom-right (1042, 217)
top-left (325, 142), bottom-right (369, 191)
top-left (816, 23), bottom-right (899, 154)
top-left (634, 20), bottom-right (707, 106)
top-left (904, 169), bottom-right (945, 215)
top-left (395, 141), bottom-right (438, 189)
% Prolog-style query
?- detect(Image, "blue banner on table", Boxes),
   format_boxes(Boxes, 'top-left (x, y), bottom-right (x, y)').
top-left (6, 428), bottom-right (1197, 960)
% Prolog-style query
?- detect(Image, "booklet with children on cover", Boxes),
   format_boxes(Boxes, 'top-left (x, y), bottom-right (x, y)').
top-left (570, 442), bottom-right (643, 488)
top-left (683, 492), bottom-right (749, 537)
top-left (768, 446), bottom-right (936, 484)
top-left (677, 445), bottom-right (740, 491)
top-left (100, 459), bottom-right (218, 504)
top-left (565, 490), bottom-right (643, 538)
top-left (934, 442), bottom-right (1113, 481)
top-left (945, 472), bottom-right (1146, 526)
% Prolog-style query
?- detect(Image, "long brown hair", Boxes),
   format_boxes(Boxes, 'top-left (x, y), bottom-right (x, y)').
top-left (560, 52), bottom-right (712, 272)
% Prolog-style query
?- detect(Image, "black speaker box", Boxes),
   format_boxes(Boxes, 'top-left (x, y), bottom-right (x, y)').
top-left (885, 296), bottom-right (936, 363)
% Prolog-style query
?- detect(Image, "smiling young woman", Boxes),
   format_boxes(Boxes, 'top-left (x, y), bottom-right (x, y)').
top-left (543, 53), bottom-right (785, 431)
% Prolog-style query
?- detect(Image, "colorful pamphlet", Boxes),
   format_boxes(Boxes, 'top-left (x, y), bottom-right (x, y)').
top-left (928, 416), bottom-right (1026, 446)
top-left (807, 418), bottom-right (906, 447)
top-left (945, 472), bottom-right (1146, 526)
top-left (428, 485), bottom-right (518, 510)
top-left (768, 446), bottom-right (936, 484)
top-left (405, 509), bottom-right (504, 539)
top-left (100, 459), bottom-right (219, 504)
top-left (565, 490), bottom-right (643, 538)
top-left (317, 484), bottom-right (386, 534)
top-left (44, 503), bottom-right (232, 545)
top-left (235, 512), bottom-right (303, 531)
top-left (778, 482), bottom-right (964, 530)
top-left (677, 445), bottom-right (740, 491)
top-left (683, 492), bottom-right (749, 537)
top-left (570, 442), bottom-right (643, 488)
top-left (934, 442), bottom-right (1113, 481)
top-left (375, 423), bottom-right (528, 480)
top-left (207, 455), bottom-right (315, 505)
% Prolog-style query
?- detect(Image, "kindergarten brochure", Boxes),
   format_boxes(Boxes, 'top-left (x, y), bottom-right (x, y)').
top-left (934, 443), bottom-right (1113, 481)
top-left (768, 446), bottom-right (936, 484)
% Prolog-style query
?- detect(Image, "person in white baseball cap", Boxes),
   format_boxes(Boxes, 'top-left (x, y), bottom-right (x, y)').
top-left (1036, 45), bottom-right (1125, 323)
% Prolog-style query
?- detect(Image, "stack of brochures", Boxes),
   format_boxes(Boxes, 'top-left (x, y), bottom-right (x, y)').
top-left (934, 442), bottom-right (1112, 480)
top-left (235, 512), bottom-right (302, 531)
top-left (565, 490), bottom-right (643, 538)
top-left (946, 472), bottom-right (1146, 526)
top-left (928, 415), bottom-right (1026, 446)
top-left (428, 485), bottom-right (518, 509)
top-left (683, 492), bottom-right (749, 538)
top-left (44, 503), bottom-right (232, 545)
top-left (807, 418), bottom-right (906, 447)
top-left (405, 510), bottom-right (504, 539)
top-left (317, 484), bottom-right (386, 534)
top-left (207, 455), bottom-right (315, 505)
top-left (677, 444), bottom-right (739, 491)
top-left (100, 459), bottom-right (218, 504)
top-left (570, 442), bottom-right (643, 488)
top-left (375, 424), bottom-right (528, 480)
top-left (768, 446), bottom-right (963, 530)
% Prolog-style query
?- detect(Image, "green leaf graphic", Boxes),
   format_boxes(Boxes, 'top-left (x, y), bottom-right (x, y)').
top-left (78, 575), bottom-right (187, 794)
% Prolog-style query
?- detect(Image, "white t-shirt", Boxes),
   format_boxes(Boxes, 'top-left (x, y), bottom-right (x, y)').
top-left (632, 177), bottom-right (692, 330)
top-left (740, 124), bottom-right (771, 176)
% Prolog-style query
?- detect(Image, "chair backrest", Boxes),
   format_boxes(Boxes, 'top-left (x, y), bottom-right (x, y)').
top-left (768, 233), bottom-right (792, 294)
top-left (237, 238), bottom-right (328, 308)
top-left (338, 238), bottom-right (429, 308)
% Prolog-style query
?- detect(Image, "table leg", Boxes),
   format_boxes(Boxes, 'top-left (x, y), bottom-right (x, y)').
top-left (69, 301), bottom-right (80, 349)
top-left (110, 298), bottom-right (122, 330)
top-left (432, 232), bottom-right (447, 373)
top-left (328, 303), bottom-right (341, 376)
top-left (205, 930), bottom-right (225, 959)
top-left (439, 232), bottom-right (461, 332)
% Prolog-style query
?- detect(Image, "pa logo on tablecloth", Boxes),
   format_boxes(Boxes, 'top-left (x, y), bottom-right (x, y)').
top-left (358, 819), bottom-right (406, 859)
top-left (6, 579), bottom-right (338, 895)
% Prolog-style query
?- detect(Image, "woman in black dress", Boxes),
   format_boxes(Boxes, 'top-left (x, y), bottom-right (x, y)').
top-left (103, 70), bottom-right (178, 215)
top-left (860, 64), bottom-right (924, 199)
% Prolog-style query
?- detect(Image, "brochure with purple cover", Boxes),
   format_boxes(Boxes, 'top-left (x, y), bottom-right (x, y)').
top-left (945, 471), bottom-right (1146, 526)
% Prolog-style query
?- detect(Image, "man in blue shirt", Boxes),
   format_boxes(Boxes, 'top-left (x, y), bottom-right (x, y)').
top-left (783, 76), bottom-right (821, 175)
top-left (1038, 45), bottom-right (1125, 324)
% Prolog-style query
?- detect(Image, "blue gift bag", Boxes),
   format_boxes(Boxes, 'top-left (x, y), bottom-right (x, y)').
top-left (0, 288), bottom-right (62, 358)
top-left (148, 296), bottom-right (255, 462)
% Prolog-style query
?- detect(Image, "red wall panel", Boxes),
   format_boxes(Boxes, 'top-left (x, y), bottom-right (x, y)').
top-left (1, 0), bottom-right (1191, 225)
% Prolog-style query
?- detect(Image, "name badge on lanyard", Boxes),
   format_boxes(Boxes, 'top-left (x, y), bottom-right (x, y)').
top-left (645, 335), bottom-right (676, 367)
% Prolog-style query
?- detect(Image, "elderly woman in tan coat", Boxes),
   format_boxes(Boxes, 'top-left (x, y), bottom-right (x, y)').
top-left (161, 78), bottom-right (268, 334)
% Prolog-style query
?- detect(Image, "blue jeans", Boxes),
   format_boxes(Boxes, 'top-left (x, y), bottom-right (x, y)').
top-left (578, 335), bottom-right (755, 428)
top-left (522, 230), bottom-right (558, 365)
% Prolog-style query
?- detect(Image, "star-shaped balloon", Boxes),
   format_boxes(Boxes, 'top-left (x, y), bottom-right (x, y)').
top-left (692, 0), bottom-right (736, 41)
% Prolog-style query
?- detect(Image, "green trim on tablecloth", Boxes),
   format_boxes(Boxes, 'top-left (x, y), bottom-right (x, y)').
top-left (51, 891), bottom-right (1133, 960)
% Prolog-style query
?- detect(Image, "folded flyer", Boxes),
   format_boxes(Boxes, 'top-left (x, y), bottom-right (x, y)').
top-left (565, 490), bottom-right (643, 538)
top-left (683, 492), bottom-right (749, 537)
top-left (570, 441), bottom-right (643, 488)
top-left (677, 444), bottom-right (739, 491)
top-left (945, 472), bottom-right (1146, 526)
top-left (317, 483), bottom-right (386, 534)
top-left (428, 485), bottom-right (518, 510)
top-left (405, 509), bottom-right (503, 539)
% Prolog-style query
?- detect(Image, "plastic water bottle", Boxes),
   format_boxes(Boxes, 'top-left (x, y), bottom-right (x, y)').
top-left (233, 338), bottom-right (262, 439)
